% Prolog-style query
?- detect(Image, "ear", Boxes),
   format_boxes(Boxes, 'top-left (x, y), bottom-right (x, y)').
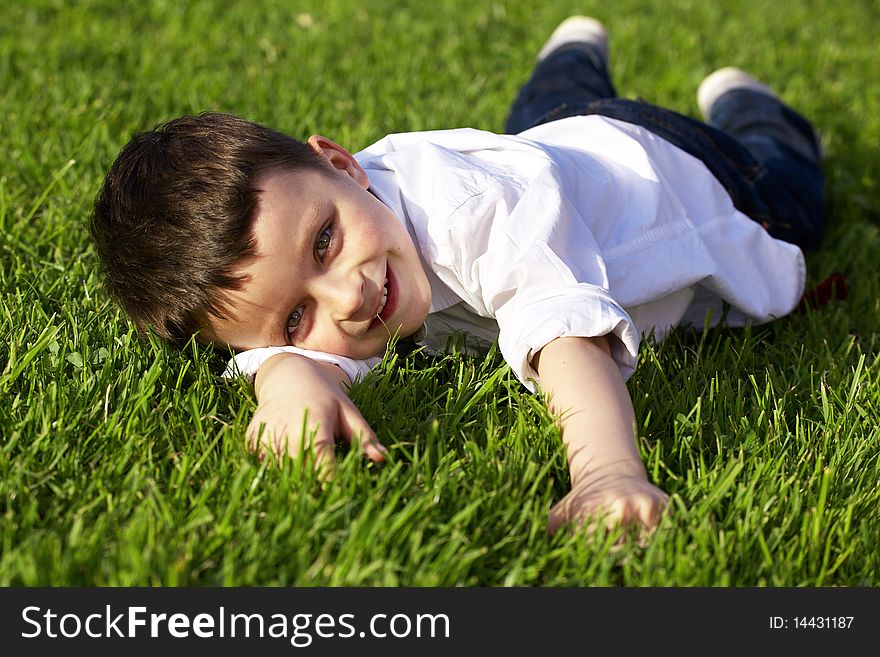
top-left (306, 135), bottom-right (370, 189)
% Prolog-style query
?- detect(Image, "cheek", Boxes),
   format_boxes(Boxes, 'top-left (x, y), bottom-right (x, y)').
top-left (309, 322), bottom-right (380, 356)
top-left (386, 223), bottom-right (416, 258)
top-left (366, 215), bottom-right (394, 246)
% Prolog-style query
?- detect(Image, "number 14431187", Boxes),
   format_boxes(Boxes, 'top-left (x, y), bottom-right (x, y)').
top-left (770, 616), bottom-right (854, 629)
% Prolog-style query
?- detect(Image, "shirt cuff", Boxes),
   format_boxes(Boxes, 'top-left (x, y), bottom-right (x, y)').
top-left (222, 346), bottom-right (382, 384)
top-left (496, 284), bottom-right (640, 391)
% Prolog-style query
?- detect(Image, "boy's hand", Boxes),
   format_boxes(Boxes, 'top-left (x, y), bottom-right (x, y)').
top-left (248, 353), bottom-right (386, 475)
top-left (532, 335), bottom-right (669, 537)
top-left (547, 466), bottom-right (668, 535)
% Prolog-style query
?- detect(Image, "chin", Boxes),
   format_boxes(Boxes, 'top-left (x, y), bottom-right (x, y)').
top-left (399, 312), bottom-right (428, 337)
top-left (403, 323), bottom-right (427, 343)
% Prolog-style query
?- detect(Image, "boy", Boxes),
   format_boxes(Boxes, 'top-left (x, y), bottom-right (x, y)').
top-left (90, 17), bottom-right (824, 534)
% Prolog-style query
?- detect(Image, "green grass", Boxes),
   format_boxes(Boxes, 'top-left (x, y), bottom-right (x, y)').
top-left (1, 0), bottom-right (878, 586)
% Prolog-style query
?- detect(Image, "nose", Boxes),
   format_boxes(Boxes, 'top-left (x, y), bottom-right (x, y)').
top-left (321, 267), bottom-right (368, 324)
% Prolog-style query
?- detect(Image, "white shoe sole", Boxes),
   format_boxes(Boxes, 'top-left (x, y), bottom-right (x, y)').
top-left (697, 66), bottom-right (777, 119)
top-left (697, 66), bottom-right (823, 159)
top-left (537, 16), bottom-right (609, 64)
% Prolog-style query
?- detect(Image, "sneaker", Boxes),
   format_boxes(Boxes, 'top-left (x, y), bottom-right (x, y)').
top-left (537, 16), bottom-right (609, 65)
top-left (697, 66), bottom-right (777, 120)
top-left (698, 66), bottom-right (823, 160)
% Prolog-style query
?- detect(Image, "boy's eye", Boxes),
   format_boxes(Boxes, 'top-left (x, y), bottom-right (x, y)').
top-left (286, 306), bottom-right (304, 340)
top-left (315, 225), bottom-right (332, 261)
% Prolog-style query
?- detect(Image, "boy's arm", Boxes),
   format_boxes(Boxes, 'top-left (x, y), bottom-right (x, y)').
top-left (532, 335), bottom-right (667, 533)
top-left (249, 353), bottom-right (386, 473)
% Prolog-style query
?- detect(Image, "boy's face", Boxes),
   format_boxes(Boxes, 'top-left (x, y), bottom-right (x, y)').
top-left (207, 136), bottom-right (432, 359)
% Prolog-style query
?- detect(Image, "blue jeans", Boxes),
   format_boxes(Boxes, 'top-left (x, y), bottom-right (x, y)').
top-left (504, 46), bottom-right (825, 250)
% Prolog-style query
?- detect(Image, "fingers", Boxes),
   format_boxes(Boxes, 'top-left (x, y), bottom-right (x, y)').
top-left (547, 485), bottom-right (669, 537)
top-left (245, 419), bottom-right (338, 476)
top-left (336, 401), bottom-right (388, 462)
top-left (310, 424), bottom-right (338, 481)
top-left (638, 491), bottom-right (669, 529)
top-left (244, 401), bottom-right (386, 476)
top-left (548, 497), bottom-right (609, 542)
top-left (548, 494), bottom-right (601, 536)
top-left (547, 503), bottom-right (567, 535)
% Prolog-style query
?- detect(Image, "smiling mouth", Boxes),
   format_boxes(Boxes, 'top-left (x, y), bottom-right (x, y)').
top-left (371, 265), bottom-right (398, 332)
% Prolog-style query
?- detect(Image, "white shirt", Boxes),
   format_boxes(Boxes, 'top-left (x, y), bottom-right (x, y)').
top-left (225, 115), bottom-right (805, 391)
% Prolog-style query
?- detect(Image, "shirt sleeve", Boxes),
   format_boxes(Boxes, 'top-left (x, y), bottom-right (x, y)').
top-left (222, 346), bottom-right (382, 384)
top-left (438, 168), bottom-right (640, 392)
top-left (495, 282), bottom-right (640, 389)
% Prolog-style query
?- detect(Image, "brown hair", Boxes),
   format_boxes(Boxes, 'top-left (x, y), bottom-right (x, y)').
top-left (90, 112), bottom-right (327, 346)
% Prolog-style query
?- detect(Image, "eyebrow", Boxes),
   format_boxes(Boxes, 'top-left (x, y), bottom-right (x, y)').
top-left (303, 198), bottom-right (323, 240)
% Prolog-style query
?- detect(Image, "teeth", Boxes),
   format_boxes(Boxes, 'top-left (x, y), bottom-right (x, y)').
top-left (377, 279), bottom-right (389, 316)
